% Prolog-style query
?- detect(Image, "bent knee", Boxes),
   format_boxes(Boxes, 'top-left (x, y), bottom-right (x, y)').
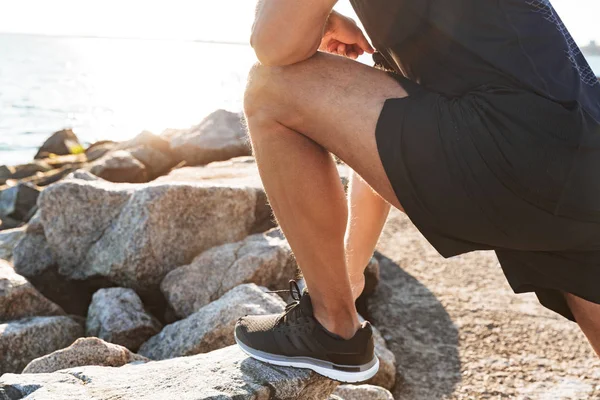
top-left (244, 54), bottom-right (324, 118)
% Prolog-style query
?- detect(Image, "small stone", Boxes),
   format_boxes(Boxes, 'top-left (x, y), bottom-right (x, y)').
top-left (0, 316), bottom-right (83, 374)
top-left (86, 288), bottom-right (162, 351)
top-left (85, 141), bottom-right (117, 162)
top-left (88, 150), bottom-right (149, 183)
top-left (34, 129), bottom-right (82, 159)
top-left (0, 260), bottom-right (65, 322)
top-left (139, 283), bottom-right (285, 360)
top-left (333, 385), bottom-right (394, 400)
top-left (23, 337), bottom-right (149, 374)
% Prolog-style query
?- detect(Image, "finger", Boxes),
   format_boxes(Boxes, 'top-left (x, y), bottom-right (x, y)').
top-left (358, 34), bottom-right (375, 54)
top-left (337, 43), bottom-right (346, 56)
top-left (327, 40), bottom-right (341, 53)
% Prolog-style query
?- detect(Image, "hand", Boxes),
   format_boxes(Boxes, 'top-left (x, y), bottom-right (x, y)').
top-left (320, 11), bottom-right (374, 59)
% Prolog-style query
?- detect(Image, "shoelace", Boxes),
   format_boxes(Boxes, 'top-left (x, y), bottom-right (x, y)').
top-left (268, 280), bottom-right (304, 326)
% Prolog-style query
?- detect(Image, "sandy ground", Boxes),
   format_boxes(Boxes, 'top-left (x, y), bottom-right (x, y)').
top-left (368, 209), bottom-right (600, 399)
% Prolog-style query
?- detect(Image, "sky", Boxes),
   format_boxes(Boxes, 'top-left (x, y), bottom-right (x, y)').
top-left (0, 0), bottom-right (598, 46)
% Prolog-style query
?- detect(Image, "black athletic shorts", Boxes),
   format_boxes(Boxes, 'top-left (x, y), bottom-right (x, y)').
top-left (376, 73), bottom-right (600, 321)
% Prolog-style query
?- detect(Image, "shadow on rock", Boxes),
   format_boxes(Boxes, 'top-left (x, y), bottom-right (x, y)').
top-left (365, 253), bottom-right (461, 399)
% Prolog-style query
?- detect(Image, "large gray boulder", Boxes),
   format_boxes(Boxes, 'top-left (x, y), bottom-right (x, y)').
top-left (333, 385), bottom-right (394, 400)
top-left (167, 110), bottom-right (251, 166)
top-left (0, 260), bottom-right (64, 322)
top-left (0, 226), bottom-right (25, 261)
top-left (0, 316), bottom-right (83, 374)
top-left (139, 283), bottom-right (285, 360)
top-left (161, 230), bottom-right (296, 318)
top-left (23, 337), bottom-right (148, 374)
top-left (37, 172), bottom-right (263, 291)
top-left (86, 288), bottom-right (162, 351)
top-left (0, 345), bottom-right (338, 399)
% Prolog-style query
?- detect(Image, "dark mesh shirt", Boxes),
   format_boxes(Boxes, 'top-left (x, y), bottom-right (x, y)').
top-left (349, 0), bottom-right (600, 123)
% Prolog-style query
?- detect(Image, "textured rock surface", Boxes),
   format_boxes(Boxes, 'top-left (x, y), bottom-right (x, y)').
top-left (87, 288), bottom-right (162, 351)
top-left (0, 345), bottom-right (338, 399)
top-left (139, 284), bottom-right (285, 360)
top-left (38, 174), bottom-right (261, 291)
top-left (168, 110), bottom-right (251, 166)
top-left (366, 322), bottom-right (396, 390)
top-left (369, 210), bottom-right (600, 399)
top-left (0, 260), bottom-right (64, 322)
top-left (0, 226), bottom-right (25, 261)
top-left (333, 385), bottom-right (394, 400)
top-left (34, 129), bottom-right (81, 159)
top-left (88, 150), bottom-right (149, 183)
top-left (0, 316), bottom-right (83, 374)
top-left (156, 157), bottom-right (275, 234)
top-left (12, 211), bottom-right (100, 317)
top-left (0, 183), bottom-right (40, 221)
top-left (23, 337), bottom-right (148, 374)
top-left (161, 229), bottom-right (296, 317)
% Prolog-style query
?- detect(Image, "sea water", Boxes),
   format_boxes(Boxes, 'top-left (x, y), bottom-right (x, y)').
top-left (1, 33), bottom-right (599, 166)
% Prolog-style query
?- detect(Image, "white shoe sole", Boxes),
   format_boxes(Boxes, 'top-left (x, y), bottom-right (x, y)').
top-left (235, 333), bottom-right (380, 383)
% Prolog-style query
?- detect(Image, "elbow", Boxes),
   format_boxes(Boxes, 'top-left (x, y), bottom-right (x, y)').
top-left (250, 30), bottom-right (316, 67)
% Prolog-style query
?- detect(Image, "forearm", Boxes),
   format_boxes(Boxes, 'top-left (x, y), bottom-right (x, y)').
top-left (251, 0), bottom-right (337, 66)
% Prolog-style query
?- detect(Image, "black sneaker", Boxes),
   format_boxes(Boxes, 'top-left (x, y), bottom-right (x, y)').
top-left (234, 280), bottom-right (379, 383)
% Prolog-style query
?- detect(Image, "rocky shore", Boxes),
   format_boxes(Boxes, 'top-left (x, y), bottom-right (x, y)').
top-left (1, 109), bottom-right (598, 399)
top-left (0, 111), bottom-right (395, 400)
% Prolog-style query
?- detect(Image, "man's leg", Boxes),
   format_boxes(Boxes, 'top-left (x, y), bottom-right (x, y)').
top-left (565, 293), bottom-right (600, 356)
top-left (345, 171), bottom-right (391, 300)
top-left (244, 52), bottom-right (405, 339)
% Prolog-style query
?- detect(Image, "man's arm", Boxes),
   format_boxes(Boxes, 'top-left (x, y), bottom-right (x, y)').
top-left (251, 0), bottom-right (337, 66)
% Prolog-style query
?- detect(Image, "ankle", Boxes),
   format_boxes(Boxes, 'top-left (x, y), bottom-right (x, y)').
top-left (314, 306), bottom-right (361, 340)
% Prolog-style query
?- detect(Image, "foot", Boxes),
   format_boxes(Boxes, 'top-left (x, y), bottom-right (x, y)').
top-left (234, 281), bottom-right (379, 383)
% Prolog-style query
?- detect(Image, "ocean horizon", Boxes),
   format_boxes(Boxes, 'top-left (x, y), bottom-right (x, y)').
top-left (1, 33), bottom-right (599, 166)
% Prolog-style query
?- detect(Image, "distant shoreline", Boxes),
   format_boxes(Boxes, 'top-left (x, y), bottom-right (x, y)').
top-left (0, 31), bottom-right (250, 46)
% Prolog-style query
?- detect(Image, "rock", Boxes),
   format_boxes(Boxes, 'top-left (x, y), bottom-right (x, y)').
top-left (23, 337), bottom-right (148, 374)
top-left (38, 172), bottom-right (262, 291)
top-left (114, 131), bottom-right (177, 179)
top-left (10, 161), bottom-right (53, 181)
top-left (157, 157), bottom-right (275, 234)
top-left (12, 217), bottom-right (105, 317)
top-left (0, 226), bottom-right (25, 261)
top-left (86, 288), bottom-right (162, 351)
top-left (88, 150), bottom-right (149, 183)
top-left (333, 385), bottom-right (394, 400)
top-left (0, 216), bottom-right (22, 231)
top-left (0, 316), bottom-right (83, 374)
top-left (0, 260), bottom-right (65, 322)
top-left (41, 154), bottom-right (87, 170)
top-left (168, 110), bottom-right (251, 166)
top-left (85, 141), bottom-right (117, 162)
top-left (363, 257), bottom-right (381, 297)
top-left (0, 345), bottom-right (338, 399)
top-left (139, 283), bottom-right (285, 360)
top-left (367, 323), bottom-right (396, 390)
top-left (161, 229), bottom-right (296, 318)
top-left (34, 129), bottom-right (82, 159)
top-left (0, 183), bottom-right (40, 221)
top-left (19, 166), bottom-right (78, 187)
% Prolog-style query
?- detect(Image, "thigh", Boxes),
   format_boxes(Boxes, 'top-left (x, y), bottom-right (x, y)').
top-left (248, 52), bottom-right (410, 208)
top-left (565, 293), bottom-right (600, 356)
